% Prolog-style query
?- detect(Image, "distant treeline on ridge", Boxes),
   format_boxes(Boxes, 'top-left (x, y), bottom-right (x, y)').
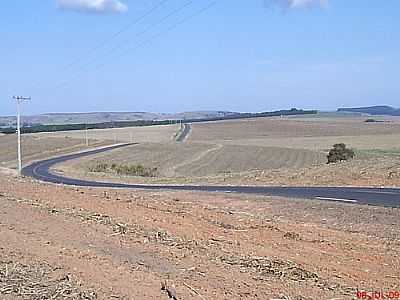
top-left (338, 106), bottom-right (400, 116)
top-left (0, 108), bottom-right (317, 134)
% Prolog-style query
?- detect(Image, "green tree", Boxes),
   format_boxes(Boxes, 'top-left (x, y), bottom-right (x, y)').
top-left (327, 143), bottom-right (355, 164)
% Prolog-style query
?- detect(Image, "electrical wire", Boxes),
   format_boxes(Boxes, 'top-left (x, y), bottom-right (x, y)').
top-left (63, 0), bottom-right (169, 70)
top-left (36, 1), bottom-right (218, 94)
top-left (51, 0), bottom-right (212, 91)
top-left (28, 0), bottom-right (169, 91)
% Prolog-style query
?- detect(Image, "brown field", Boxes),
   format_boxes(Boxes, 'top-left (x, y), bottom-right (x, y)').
top-left (0, 134), bottom-right (110, 169)
top-left (50, 116), bottom-right (400, 187)
top-left (219, 134), bottom-right (400, 151)
top-left (40, 123), bottom-right (180, 143)
top-left (188, 117), bottom-right (400, 150)
top-left (189, 117), bottom-right (400, 140)
top-left (62, 143), bottom-right (324, 178)
top-left (0, 124), bottom-right (178, 171)
top-left (0, 176), bottom-right (399, 299)
top-left (1, 116), bottom-right (400, 299)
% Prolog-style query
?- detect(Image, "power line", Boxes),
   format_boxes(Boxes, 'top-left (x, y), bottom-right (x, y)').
top-left (52, 1), bottom-right (218, 91)
top-left (91, 0), bottom-right (195, 66)
top-left (28, 0), bottom-right (169, 91)
top-left (63, 0), bottom-right (169, 71)
top-left (103, 1), bottom-right (218, 70)
top-left (51, 0), bottom-right (197, 91)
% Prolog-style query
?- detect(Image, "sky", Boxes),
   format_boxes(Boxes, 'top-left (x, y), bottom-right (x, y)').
top-left (1, 0), bottom-right (399, 116)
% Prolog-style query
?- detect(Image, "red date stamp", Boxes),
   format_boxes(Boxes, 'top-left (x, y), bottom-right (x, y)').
top-left (357, 290), bottom-right (400, 299)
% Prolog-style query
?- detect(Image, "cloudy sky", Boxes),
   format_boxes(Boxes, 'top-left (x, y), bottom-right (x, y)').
top-left (1, 0), bottom-right (399, 115)
top-left (56, 0), bottom-right (128, 14)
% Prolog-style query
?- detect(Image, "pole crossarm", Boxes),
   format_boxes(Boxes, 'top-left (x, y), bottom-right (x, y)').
top-left (13, 96), bottom-right (31, 102)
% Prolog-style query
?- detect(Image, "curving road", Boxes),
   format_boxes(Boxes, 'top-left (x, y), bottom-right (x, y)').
top-left (22, 144), bottom-right (400, 208)
top-left (175, 123), bottom-right (191, 142)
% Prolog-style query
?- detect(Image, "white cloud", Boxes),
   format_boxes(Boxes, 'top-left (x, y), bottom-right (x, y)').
top-left (265, 0), bottom-right (328, 9)
top-left (57, 0), bottom-right (128, 14)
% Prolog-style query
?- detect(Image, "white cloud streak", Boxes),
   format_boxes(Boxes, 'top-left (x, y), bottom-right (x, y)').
top-left (57, 0), bottom-right (128, 14)
top-left (265, 0), bottom-right (328, 9)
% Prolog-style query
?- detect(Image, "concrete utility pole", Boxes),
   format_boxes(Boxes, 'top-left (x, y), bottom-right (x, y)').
top-left (13, 96), bottom-right (31, 176)
top-left (85, 125), bottom-right (89, 147)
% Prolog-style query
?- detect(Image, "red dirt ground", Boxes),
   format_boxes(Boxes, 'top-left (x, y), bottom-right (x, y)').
top-left (1, 175), bottom-right (399, 299)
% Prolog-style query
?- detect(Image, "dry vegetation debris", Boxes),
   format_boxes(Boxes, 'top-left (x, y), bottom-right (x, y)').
top-left (0, 190), bottom-right (359, 299)
top-left (218, 255), bottom-right (319, 282)
top-left (1, 175), bottom-right (399, 299)
top-left (0, 260), bottom-right (96, 300)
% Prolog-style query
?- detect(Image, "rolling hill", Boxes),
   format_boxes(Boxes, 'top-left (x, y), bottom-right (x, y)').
top-left (338, 106), bottom-right (400, 116)
top-left (0, 111), bottom-right (237, 126)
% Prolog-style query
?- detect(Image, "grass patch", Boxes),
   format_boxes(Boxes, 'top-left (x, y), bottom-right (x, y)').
top-left (355, 149), bottom-right (400, 158)
top-left (88, 162), bottom-right (158, 177)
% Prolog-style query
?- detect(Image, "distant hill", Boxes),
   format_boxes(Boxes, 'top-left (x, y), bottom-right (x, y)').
top-left (338, 106), bottom-right (400, 116)
top-left (0, 108), bottom-right (317, 134)
top-left (0, 111), bottom-right (238, 126)
top-left (0, 109), bottom-right (318, 127)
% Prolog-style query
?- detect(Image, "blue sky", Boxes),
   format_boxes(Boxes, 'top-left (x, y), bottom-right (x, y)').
top-left (1, 0), bottom-right (399, 116)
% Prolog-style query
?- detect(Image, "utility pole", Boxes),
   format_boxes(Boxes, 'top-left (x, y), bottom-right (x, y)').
top-left (112, 121), bottom-right (117, 144)
top-left (13, 96), bottom-right (31, 176)
top-left (85, 124), bottom-right (89, 147)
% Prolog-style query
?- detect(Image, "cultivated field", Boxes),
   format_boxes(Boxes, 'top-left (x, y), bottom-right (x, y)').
top-left (61, 142), bottom-right (324, 178)
top-left (0, 134), bottom-right (110, 170)
top-left (40, 123), bottom-right (180, 143)
top-left (0, 124), bottom-right (179, 171)
top-left (188, 116), bottom-right (400, 150)
top-left (1, 115), bottom-right (400, 299)
top-left (53, 115), bottom-right (400, 187)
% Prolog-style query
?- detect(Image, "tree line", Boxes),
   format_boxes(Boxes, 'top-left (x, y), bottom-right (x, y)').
top-left (0, 108), bottom-right (317, 135)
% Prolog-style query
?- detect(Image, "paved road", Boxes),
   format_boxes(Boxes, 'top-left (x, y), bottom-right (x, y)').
top-left (22, 144), bottom-right (400, 208)
top-left (175, 123), bottom-right (191, 142)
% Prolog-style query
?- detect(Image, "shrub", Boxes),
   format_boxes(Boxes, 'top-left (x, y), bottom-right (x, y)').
top-left (327, 143), bottom-right (355, 164)
top-left (88, 162), bottom-right (108, 173)
top-left (88, 162), bottom-right (158, 177)
top-left (365, 118), bottom-right (376, 123)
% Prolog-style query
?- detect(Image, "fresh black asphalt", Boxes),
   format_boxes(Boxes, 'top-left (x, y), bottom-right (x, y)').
top-left (22, 144), bottom-right (400, 208)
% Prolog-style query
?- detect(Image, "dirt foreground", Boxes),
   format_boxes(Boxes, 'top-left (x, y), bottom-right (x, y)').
top-left (1, 176), bottom-right (399, 300)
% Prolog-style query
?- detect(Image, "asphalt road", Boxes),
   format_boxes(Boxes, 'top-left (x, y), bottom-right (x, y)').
top-left (175, 123), bottom-right (191, 142)
top-left (22, 144), bottom-right (400, 208)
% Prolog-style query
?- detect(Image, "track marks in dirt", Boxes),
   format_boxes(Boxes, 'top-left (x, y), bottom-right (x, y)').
top-left (168, 143), bottom-right (223, 177)
top-left (175, 123), bottom-right (192, 142)
top-left (177, 145), bottom-right (324, 177)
